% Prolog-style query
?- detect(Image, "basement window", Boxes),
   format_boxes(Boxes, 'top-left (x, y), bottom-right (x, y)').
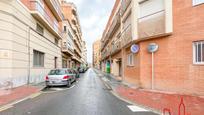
top-left (193, 41), bottom-right (204, 64)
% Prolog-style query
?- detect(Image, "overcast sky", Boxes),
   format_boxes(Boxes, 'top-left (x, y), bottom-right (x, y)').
top-left (66, 0), bottom-right (115, 63)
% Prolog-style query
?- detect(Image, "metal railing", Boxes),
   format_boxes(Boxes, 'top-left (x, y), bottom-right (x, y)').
top-left (108, 11), bottom-right (121, 38)
top-left (121, 24), bottom-right (132, 47)
top-left (62, 43), bottom-right (74, 53)
top-left (111, 37), bottom-right (122, 54)
top-left (120, 0), bottom-right (131, 16)
top-left (50, 0), bottom-right (63, 19)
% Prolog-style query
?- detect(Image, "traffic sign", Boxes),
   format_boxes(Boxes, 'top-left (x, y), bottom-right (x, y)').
top-left (148, 43), bottom-right (159, 53)
top-left (131, 44), bottom-right (139, 53)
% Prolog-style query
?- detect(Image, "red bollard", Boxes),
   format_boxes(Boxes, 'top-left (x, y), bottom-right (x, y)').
top-left (178, 97), bottom-right (186, 115)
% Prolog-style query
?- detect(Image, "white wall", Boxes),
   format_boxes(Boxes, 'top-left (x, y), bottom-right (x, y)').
top-left (0, 0), bottom-right (62, 88)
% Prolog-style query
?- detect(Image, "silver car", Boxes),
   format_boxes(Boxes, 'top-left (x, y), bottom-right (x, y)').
top-left (45, 68), bottom-right (76, 87)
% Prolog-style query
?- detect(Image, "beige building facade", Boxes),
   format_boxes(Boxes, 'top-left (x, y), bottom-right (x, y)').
top-left (0, 0), bottom-right (86, 89)
top-left (61, 1), bottom-right (85, 68)
top-left (0, 0), bottom-right (63, 88)
top-left (93, 39), bottom-right (101, 69)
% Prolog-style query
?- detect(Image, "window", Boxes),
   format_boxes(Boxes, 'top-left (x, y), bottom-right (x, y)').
top-left (36, 24), bottom-right (44, 35)
top-left (54, 57), bottom-right (58, 68)
top-left (193, 41), bottom-right (204, 64)
top-left (55, 38), bottom-right (58, 46)
top-left (193, 0), bottom-right (204, 6)
top-left (127, 53), bottom-right (134, 66)
top-left (139, 0), bottom-right (164, 19)
top-left (63, 26), bottom-right (67, 32)
top-left (33, 50), bottom-right (44, 67)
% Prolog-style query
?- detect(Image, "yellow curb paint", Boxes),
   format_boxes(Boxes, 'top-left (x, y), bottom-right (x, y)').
top-left (0, 105), bottom-right (13, 112)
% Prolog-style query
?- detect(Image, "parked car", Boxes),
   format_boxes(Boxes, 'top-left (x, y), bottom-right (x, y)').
top-left (78, 67), bottom-right (85, 73)
top-left (45, 68), bottom-right (76, 87)
top-left (72, 69), bottom-right (80, 78)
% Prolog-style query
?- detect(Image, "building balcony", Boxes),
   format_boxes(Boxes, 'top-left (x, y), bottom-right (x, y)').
top-left (72, 55), bottom-right (81, 63)
top-left (121, 24), bottom-right (132, 47)
top-left (101, 12), bottom-right (120, 51)
top-left (111, 38), bottom-right (122, 55)
top-left (44, 0), bottom-right (63, 21)
top-left (120, 0), bottom-right (131, 16)
top-left (138, 10), bottom-right (166, 39)
top-left (108, 12), bottom-right (121, 38)
top-left (74, 38), bottom-right (82, 52)
top-left (74, 47), bottom-right (82, 58)
top-left (29, 0), bottom-right (62, 39)
top-left (62, 33), bottom-right (74, 56)
top-left (62, 42), bottom-right (74, 56)
top-left (101, 45), bottom-right (111, 60)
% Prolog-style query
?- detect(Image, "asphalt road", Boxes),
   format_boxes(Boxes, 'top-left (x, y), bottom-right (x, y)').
top-left (0, 69), bottom-right (158, 115)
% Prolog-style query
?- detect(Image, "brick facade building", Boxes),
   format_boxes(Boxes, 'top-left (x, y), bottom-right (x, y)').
top-left (100, 0), bottom-right (204, 96)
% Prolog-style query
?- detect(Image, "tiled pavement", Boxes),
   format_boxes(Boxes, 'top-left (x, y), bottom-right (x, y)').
top-left (94, 69), bottom-right (204, 115)
top-left (0, 83), bottom-right (45, 107)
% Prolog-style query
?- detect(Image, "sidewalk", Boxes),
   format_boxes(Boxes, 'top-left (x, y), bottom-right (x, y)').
top-left (0, 82), bottom-right (45, 107)
top-left (94, 69), bottom-right (204, 115)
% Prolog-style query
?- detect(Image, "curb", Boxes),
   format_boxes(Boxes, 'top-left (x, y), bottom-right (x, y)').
top-left (0, 83), bottom-right (46, 112)
top-left (110, 90), bottom-right (161, 115)
top-left (101, 78), bottom-right (161, 115)
top-left (0, 91), bottom-right (42, 112)
top-left (93, 69), bottom-right (161, 115)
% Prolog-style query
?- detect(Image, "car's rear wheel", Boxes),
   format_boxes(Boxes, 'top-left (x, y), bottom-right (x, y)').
top-left (67, 80), bottom-right (71, 87)
top-left (46, 85), bottom-right (50, 88)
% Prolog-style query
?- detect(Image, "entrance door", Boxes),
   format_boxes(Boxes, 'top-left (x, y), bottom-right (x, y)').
top-left (119, 60), bottom-right (122, 77)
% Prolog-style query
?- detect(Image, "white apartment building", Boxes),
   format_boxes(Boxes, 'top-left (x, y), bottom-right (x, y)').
top-left (0, 0), bottom-right (63, 88)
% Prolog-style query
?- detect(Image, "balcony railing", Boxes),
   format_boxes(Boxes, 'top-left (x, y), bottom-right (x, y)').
top-left (101, 11), bottom-right (121, 51)
top-left (111, 37), bottom-right (122, 54)
top-left (108, 12), bottom-right (121, 38)
top-left (62, 41), bottom-right (74, 54)
top-left (121, 24), bottom-right (132, 47)
top-left (121, 0), bottom-right (131, 16)
top-left (45, 0), bottom-right (63, 21)
top-left (30, 1), bottom-right (62, 38)
top-left (101, 46), bottom-right (111, 60)
top-left (138, 10), bottom-right (165, 39)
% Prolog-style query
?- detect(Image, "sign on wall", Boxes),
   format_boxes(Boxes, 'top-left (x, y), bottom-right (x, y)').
top-left (131, 44), bottom-right (139, 53)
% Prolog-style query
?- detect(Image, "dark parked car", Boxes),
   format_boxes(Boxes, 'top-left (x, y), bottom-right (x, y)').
top-left (78, 67), bottom-right (85, 73)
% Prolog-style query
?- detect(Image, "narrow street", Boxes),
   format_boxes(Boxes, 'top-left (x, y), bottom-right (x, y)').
top-left (0, 69), bottom-right (157, 115)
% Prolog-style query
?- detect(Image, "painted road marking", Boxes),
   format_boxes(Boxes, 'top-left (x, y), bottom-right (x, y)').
top-left (127, 105), bottom-right (149, 112)
top-left (0, 105), bottom-right (13, 112)
top-left (50, 88), bottom-right (64, 91)
top-left (42, 85), bottom-right (76, 94)
top-left (102, 77), bottom-right (109, 82)
top-left (29, 92), bottom-right (42, 99)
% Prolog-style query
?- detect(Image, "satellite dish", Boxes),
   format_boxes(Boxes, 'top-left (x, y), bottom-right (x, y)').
top-left (148, 43), bottom-right (159, 53)
top-left (131, 44), bottom-right (139, 53)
